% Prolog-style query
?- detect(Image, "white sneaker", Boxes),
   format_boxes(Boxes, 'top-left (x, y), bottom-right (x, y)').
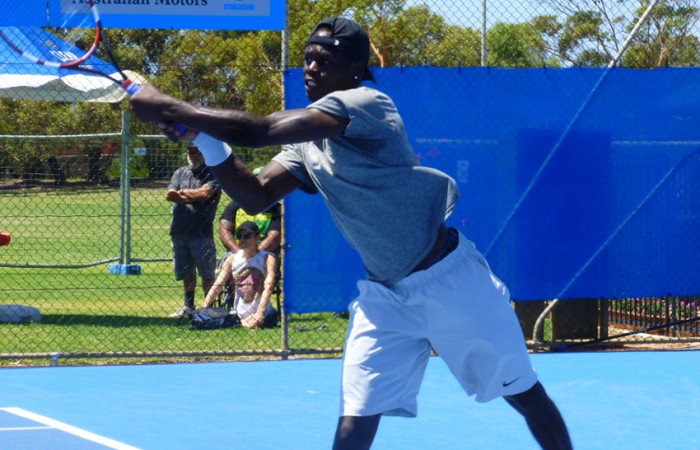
top-left (169, 305), bottom-right (194, 318)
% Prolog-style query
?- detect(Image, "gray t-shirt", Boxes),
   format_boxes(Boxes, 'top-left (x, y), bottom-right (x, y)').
top-left (273, 87), bottom-right (459, 284)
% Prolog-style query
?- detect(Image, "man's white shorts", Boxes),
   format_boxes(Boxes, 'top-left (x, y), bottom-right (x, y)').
top-left (341, 230), bottom-right (537, 418)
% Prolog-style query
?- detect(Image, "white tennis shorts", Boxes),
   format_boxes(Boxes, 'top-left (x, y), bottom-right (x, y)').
top-left (340, 230), bottom-right (537, 418)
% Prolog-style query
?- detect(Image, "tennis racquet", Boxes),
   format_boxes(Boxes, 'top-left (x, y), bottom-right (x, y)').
top-left (0, 0), bottom-right (185, 132)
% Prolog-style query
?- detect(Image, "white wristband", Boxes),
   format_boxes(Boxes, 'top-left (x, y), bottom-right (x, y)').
top-left (192, 132), bottom-right (233, 166)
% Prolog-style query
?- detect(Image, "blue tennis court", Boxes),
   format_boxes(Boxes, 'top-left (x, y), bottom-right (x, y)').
top-left (1, 350), bottom-right (698, 449)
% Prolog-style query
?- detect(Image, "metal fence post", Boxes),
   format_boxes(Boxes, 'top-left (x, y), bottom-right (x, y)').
top-left (280, 23), bottom-right (290, 359)
top-left (109, 111), bottom-right (141, 275)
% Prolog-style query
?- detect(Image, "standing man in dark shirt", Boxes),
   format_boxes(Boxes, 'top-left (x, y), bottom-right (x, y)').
top-left (166, 145), bottom-right (222, 318)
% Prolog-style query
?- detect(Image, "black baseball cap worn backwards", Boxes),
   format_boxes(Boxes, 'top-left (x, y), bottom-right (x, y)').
top-left (306, 17), bottom-right (376, 83)
top-left (236, 221), bottom-right (260, 235)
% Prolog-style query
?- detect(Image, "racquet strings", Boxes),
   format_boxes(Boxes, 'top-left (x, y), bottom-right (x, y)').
top-left (2, 1), bottom-right (95, 65)
top-left (61, 8), bottom-right (99, 65)
top-left (50, 2), bottom-right (101, 69)
top-left (55, 2), bottom-right (131, 87)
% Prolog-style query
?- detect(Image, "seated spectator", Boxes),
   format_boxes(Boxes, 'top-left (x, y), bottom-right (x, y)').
top-left (219, 167), bottom-right (282, 256)
top-left (202, 221), bottom-right (278, 329)
top-left (218, 166), bottom-right (283, 308)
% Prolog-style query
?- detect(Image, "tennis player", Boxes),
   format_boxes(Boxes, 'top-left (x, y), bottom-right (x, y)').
top-left (130, 17), bottom-right (572, 450)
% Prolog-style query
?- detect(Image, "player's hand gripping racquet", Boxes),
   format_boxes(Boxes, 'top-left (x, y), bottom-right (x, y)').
top-left (0, 0), bottom-right (186, 133)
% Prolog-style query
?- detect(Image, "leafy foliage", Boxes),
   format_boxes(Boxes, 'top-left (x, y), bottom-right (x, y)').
top-left (0, 0), bottom-right (698, 179)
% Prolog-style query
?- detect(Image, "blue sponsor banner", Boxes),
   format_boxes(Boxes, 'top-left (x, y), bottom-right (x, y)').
top-left (0, 1), bottom-right (48, 26)
top-left (2, 0), bottom-right (285, 30)
top-left (283, 67), bottom-right (700, 313)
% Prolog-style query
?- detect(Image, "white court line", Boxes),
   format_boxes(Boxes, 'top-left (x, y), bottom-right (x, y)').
top-left (0, 407), bottom-right (140, 450)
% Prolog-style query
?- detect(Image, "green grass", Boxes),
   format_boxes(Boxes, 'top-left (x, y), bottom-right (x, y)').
top-left (0, 185), bottom-right (347, 365)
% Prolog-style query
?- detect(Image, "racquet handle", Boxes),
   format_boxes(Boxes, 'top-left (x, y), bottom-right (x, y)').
top-left (122, 80), bottom-right (188, 135)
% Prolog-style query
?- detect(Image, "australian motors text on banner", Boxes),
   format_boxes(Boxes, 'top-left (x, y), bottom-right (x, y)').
top-left (12, 0), bottom-right (287, 30)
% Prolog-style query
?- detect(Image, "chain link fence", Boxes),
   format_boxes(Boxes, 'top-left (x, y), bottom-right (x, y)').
top-left (1, 0), bottom-right (699, 365)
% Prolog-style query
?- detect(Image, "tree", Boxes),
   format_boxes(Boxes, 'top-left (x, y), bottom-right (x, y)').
top-left (2, 0), bottom-right (699, 181)
top-left (427, 25), bottom-right (481, 67)
top-left (487, 22), bottom-right (561, 68)
top-left (623, 0), bottom-right (700, 67)
top-left (539, 0), bottom-right (700, 67)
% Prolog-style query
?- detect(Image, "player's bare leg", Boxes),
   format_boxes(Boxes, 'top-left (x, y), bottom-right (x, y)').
top-left (332, 414), bottom-right (381, 450)
top-left (504, 381), bottom-right (573, 450)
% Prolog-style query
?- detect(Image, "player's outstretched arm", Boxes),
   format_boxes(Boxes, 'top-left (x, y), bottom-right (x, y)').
top-left (130, 83), bottom-right (348, 213)
top-left (130, 83), bottom-right (348, 147)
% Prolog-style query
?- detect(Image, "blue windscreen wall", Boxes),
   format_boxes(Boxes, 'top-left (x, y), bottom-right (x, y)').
top-left (283, 67), bottom-right (700, 314)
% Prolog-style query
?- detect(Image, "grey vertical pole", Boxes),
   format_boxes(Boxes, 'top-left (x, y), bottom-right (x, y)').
top-left (481, 0), bottom-right (487, 66)
top-left (280, 13), bottom-right (290, 359)
top-left (110, 111), bottom-right (141, 275)
top-left (118, 111), bottom-right (128, 266)
top-left (121, 110), bottom-right (132, 265)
